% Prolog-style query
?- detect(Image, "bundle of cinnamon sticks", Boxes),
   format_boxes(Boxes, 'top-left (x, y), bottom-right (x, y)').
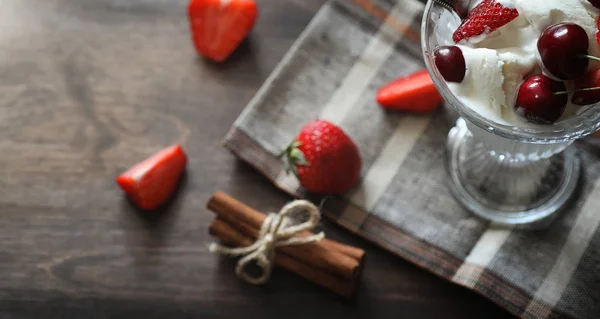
top-left (206, 191), bottom-right (366, 297)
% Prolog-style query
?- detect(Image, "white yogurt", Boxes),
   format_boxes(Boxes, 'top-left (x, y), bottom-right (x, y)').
top-left (439, 0), bottom-right (600, 126)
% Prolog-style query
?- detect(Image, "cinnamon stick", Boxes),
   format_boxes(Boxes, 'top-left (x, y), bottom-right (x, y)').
top-left (209, 218), bottom-right (356, 297)
top-left (208, 192), bottom-right (364, 261)
top-left (223, 214), bottom-right (366, 278)
top-left (206, 192), bottom-right (365, 279)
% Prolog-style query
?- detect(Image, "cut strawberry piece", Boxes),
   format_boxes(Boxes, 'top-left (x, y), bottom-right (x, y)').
top-left (188, 0), bottom-right (258, 62)
top-left (117, 145), bottom-right (188, 210)
top-left (452, 0), bottom-right (519, 44)
top-left (376, 69), bottom-right (444, 113)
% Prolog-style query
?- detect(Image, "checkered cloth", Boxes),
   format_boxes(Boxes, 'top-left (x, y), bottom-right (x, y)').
top-left (224, 0), bottom-right (600, 318)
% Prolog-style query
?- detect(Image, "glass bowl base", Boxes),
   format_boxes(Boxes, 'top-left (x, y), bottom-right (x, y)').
top-left (446, 119), bottom-right (581, 228)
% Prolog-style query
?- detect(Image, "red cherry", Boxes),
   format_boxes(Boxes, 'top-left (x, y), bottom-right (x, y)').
top-left (538, 23), bottom-right (590, 80)
top-left (573, 69), bottom-right (600, 105)
top-left (596, 16), bottom-right (600, 46)
top-left (433, 45), bottom-right (466, 83)
top-left (589, 0), bottom-right (600, 9)
top-left (515, 75), bottom-right (568, 124)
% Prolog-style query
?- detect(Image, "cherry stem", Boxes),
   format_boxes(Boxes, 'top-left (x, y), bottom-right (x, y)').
top-left (580, 54), bottom-right (600, 63)
top-left (554, 87), bottom-right (600, 96)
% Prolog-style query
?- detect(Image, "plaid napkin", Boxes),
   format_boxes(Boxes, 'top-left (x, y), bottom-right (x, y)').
top-left (224, 0), bottom-right (600, 318)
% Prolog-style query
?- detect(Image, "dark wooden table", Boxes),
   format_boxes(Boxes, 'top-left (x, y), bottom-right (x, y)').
top-left (0, 0), bottom-right (514, 318)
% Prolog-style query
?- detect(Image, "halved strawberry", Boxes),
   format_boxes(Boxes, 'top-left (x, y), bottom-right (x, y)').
top-left (376, 69), bottom-right (444, 113)
top-left (117, 145), bottom-right (187, 210)
top-left (188, 0), bottom-right (258, 62)
top-left (452, 0), bottom-right (519, 44)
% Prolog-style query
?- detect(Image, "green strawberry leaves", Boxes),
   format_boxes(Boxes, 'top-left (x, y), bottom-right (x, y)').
top-left (280, 140), bottom-right (309, 176)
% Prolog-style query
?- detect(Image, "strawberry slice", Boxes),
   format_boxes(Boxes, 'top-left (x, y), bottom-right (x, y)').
top-left (188, 0), bottom-right (258, 62)
top-left (376, 69), bottom-right (444, 113)
top-left (117, 145), bottom-right (188, 210)
top-left (452, 0), bottom-right (519, 44)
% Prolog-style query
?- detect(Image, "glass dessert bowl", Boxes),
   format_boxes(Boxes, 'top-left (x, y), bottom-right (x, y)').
top-left (421, 0), bottom-right (600, 226)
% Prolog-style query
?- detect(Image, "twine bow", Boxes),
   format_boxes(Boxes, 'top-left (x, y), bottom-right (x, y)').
top-left (209, 200), bottom-right (325, 285)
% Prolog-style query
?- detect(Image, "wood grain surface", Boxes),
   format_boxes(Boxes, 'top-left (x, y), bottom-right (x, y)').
top-left (0, 0), bottom-right (513, 318)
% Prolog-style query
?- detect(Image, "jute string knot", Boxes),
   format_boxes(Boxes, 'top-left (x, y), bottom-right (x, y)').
top-left (209, 200), bottom-right (325, 285)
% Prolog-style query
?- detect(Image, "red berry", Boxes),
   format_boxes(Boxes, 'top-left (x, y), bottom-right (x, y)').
top-left (515, 75), bottom-right (568, 124)
top-left (433, 46), bottom-right (466, 83)
top-left (188, 0), bottom-right (258, 62)
top-left (452, 0), bottom-right (519, 43)
top-left (573, 69), bottom-right (600, 105)
top-left (596, 16), bottom-right (600, 46)
top-left (376, 69), bottom-right (443, 113)
top-left (538, 23), bottom-right (590, 80)
top-left (282, 120), bottom-right (361, 194)
top-left (116, 145), bottom-right (188, 210)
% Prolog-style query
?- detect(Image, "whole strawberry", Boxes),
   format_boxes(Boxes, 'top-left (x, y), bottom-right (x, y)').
top-left (281, 120), bottom-right (361, 194)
